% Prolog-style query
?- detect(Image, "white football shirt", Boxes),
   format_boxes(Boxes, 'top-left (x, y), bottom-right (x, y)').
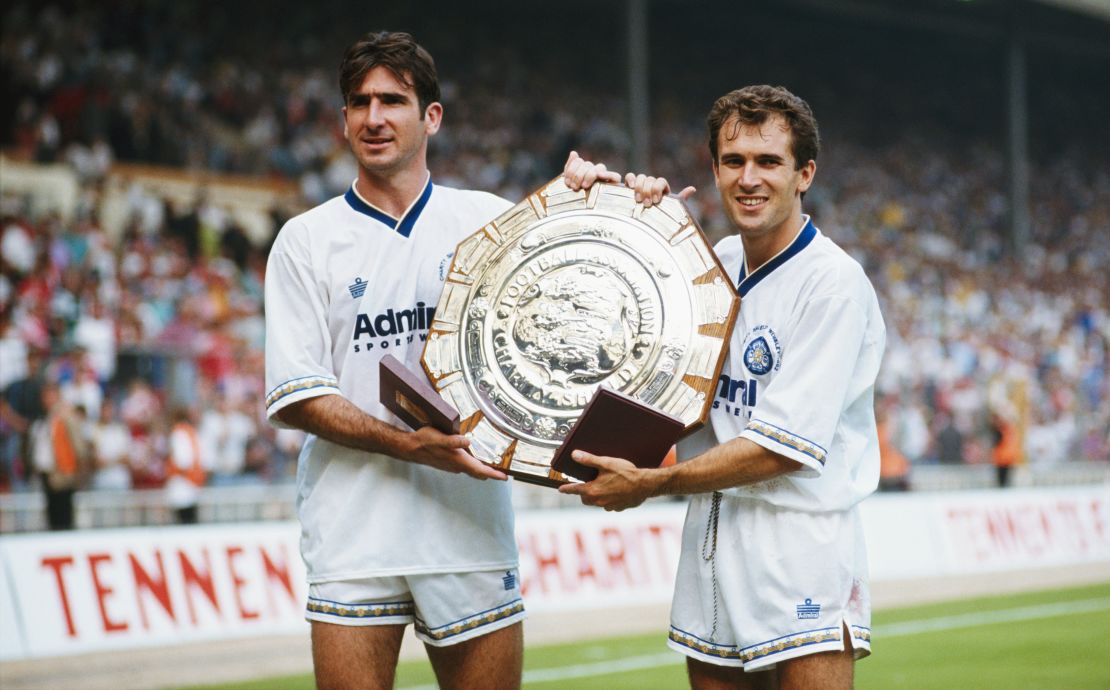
top-left (680, 217), bottom-right (886, 512)
top-left (265, 177), bottom-right (517, 582)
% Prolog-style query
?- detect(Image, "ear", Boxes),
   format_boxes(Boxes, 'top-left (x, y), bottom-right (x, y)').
top-left (711, 157), bottom-right (720, 185)
top-left (341, 106), bottom-right (349, 140)
top-left (796, 159), bottom-right (816, 194)
top-left (424, 102), bottom-right (443, 136)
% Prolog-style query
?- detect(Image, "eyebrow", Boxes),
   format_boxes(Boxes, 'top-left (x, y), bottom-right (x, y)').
top-left (347, 90), bottom-right (411, 104)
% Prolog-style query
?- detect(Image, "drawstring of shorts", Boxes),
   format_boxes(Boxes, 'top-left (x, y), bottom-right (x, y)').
top-left (701, 491), bottom-right (722, 641)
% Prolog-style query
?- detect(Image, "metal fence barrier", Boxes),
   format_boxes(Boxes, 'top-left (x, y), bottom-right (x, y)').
top-left (2, 463), bottom-right (1107, 534)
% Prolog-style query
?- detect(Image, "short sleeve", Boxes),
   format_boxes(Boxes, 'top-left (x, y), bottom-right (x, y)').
top-left (740, 295), bottom-right (868, 475)
top-left (264, 236), bottom-right (341, 427)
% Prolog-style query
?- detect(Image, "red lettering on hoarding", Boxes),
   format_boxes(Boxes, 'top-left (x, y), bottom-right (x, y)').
top-left (178, 549), bottom-right (220, 624)
top-left (41, 555), bottom-right (77, 637)
top-left (129, 551), bottom-right (174, 629)
top-left (1056, 502), bottom-right (1087, 552)
top-left (226, 546), bottom-right (259, 620)
top-left (523, 531), bottom-right (566, 596)
top-left (88, 553), bottom-right (128, 633)
top-left (600, 527), bottom-right (634, 587)
top-left (574, 531), bottom-right (601, 588)
top-left (646, 524), bottom-right (676, 575)
top-left (260, 544), bottom-right (297, 608)
top-left (1091, 499), bottom-right (1107, 542)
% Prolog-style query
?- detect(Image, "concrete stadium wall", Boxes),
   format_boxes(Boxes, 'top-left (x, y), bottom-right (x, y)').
top-left (1, 486), bottom-right (1107, 662)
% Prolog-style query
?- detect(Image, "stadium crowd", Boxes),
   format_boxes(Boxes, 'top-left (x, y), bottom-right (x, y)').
top-left (1, 3), bottom-right (1107, 500)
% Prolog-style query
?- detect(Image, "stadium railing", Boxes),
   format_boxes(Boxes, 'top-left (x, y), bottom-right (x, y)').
top-left (1, 463), bottom-right (1107, 533)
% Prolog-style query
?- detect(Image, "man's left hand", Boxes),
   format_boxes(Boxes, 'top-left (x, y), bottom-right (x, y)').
top-left (557, 450), bottom-right (657, 511)
top-left (562, 151), bottom-right (622, 191)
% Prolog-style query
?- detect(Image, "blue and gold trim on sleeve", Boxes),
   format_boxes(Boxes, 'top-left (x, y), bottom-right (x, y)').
top-left (306, 597), bottom-right (414, 621)
top-left (745, 419), bottom-right (827, 465)
top-left (414, 598), bottom-right (525, 642)
top-left (266, 375), bottom-right (340, 409)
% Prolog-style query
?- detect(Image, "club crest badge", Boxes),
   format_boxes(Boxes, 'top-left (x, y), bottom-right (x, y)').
top-left (744, 336), bottom-right (774, 375)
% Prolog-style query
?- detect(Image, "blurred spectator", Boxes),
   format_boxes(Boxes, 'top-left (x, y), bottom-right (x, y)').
top-left (30, 383), bottom-right (91, 529)
top-left (1, 347), bottom-right (48, 490)
top-left (933, 412), bottom-right (965, 465)
top-left (199, 395), bottom-right (255, 485)
top-left (90, 399), bottom-right (131, 490)
top-left (990, 411), bottom-right (1022, 488)
top-left (877, 398), bottom-right (911, 492)
top-left (166, 406), bottom-right (206, 523)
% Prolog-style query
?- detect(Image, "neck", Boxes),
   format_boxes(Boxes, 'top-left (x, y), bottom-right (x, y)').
top-left (741, 212), bottom-right (805, 273)
top-left (354, 164), bottom-right (429, 218)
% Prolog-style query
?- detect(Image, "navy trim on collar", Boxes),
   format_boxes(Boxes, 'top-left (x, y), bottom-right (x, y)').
top-left (343, 177), bottom-right (434, 238)
top-left (737, 218), bottom-right (817, 297)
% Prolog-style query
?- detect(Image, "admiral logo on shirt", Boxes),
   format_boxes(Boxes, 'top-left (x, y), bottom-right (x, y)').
top-left (352, 302), bottom-right (436, 352)
top-left (348, 277), bottom-right (368, 298)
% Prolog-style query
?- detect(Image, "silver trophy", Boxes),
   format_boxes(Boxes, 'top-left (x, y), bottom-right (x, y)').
top-left (422, 177), bottom-right (739, 486)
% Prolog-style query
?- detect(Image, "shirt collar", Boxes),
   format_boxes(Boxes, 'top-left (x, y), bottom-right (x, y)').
top-left (736, 216), bottom-right (817, 297)
top-left (343, 174), bottom-right (434, 238)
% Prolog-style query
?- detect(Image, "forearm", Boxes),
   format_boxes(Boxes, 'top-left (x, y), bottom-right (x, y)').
top-left (275, 394), bottom-right (413, 459)
top-left (651, 436), bottom-right (802, 497)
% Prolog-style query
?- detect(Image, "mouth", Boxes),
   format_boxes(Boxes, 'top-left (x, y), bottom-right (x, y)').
top-left (735, 196), bottom-right (768, 209)
top-left (360, 135), bottom-right (393, 150)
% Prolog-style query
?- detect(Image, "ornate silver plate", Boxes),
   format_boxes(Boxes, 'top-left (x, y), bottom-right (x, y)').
top-left (422, 178), bottom-right (739, 486)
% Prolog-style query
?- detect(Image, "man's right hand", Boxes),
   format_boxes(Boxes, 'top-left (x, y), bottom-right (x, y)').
top-left (402, 426), bottom-right (508, 481)
top-left (622, 172), bottom-right (696, 208)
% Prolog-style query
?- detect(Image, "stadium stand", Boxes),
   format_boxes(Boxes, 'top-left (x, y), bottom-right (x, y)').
top-left (1, 1), bottom-right (1107, 530)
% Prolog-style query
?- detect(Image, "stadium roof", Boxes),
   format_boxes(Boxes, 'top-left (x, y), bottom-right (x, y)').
top-left (1036, 0), bottom-right (1110, 22)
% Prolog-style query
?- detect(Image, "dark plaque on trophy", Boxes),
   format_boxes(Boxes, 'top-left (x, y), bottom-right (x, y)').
top-left (379, 355), bottom-right (460, 435)
top-left (421, 177), bottom-right (739, 487)
top-left (550, 386), bottom-right (684, 482)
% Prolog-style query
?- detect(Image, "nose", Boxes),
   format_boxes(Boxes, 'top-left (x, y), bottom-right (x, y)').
top-left (366, 99), bottom-right (386, 127)
top-left (738, 162), bottom-right (760, 190)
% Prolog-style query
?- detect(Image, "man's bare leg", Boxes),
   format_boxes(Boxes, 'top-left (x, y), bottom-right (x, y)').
top-left (311, 621), bottom-right (406, 690)
top-left (688, 658), bottom-right (777, 690)
top-left (777, 635), bottom-right (854, 690)
top-left (425, 621), bottom-right (523, 690)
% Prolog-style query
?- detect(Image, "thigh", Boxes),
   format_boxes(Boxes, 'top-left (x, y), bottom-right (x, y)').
top-left (777, 630), bottom-right (854, 690)
top-left (687, 657), bottom-right (778, 690)
top-left (425, 620), bottom-right (522, 690)
top-left (311, 620), bottom-right (405, 690)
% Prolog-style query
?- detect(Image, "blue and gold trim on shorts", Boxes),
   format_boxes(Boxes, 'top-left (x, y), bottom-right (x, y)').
top-left (746, 419), bottom-right (827, 465)
top-left (414, 598), bottom-right (525, 642)
top-left (739, 626), bottom-right (842, 663)
top-left (668, 627), bottom-right (742, 660)
top-left (306, 596), bottom-right (415, 621)
top-left (266, 375), bottom-right (339, 408)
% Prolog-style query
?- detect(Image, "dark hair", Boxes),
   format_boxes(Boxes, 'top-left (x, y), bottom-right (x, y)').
top-left (339, 31), bottom-right (440, 115)
top-left (707, 85), bottom-right (820, 169)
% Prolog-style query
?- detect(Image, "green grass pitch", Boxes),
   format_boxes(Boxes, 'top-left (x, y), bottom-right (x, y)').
top-left (182, 582), bottom-right (1110, 689)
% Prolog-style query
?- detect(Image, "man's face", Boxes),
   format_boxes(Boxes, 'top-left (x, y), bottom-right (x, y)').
top-left (713, 114), bottom-right (815, 242)
top-left (342, 66), bottom-right (441, 177)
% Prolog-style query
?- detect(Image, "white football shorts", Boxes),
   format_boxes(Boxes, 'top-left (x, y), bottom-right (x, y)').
top-left (306, 568), bottom-right (526, 647)
top-left (668, 493), bottom-right (872, 671)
